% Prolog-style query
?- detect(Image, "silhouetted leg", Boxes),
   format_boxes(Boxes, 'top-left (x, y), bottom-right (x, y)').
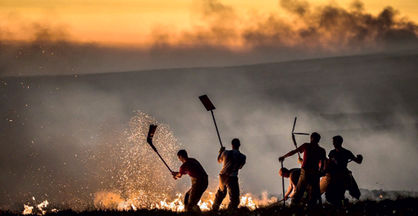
top-left (187, 177), bottom-right (209, 212)
top-left (336, 174), bottom-right (347, 205)
top-left (320, 173), bottom-right (331, 195)
top-left (212, 186), bottom-right (227, 211)
top-left (227, 176), bottom-right (240, 210)
top-left (292, 168), bottom-right (307, 205)
top-left (348, 173), bottom-right (361, 200)
top-left (309, 172), bottom-right (321, 207)
top-left (325, 177), bottom-right (339, 205)
top-left (184, 189), bottom-right (191, 210)
top-left (327, 172), bottom-right (346, 206)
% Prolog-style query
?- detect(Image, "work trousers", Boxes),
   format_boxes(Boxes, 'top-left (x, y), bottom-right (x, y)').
top-left (325, 171), bottom-right (348, 205)
top-left (292, 168), bottom-right (322, 206)
top-left (347, 172), bottom-right (361, 200)
top-left (184, 176), bottom-right (208, 212)
top-left (325, 170), bottom-right (361, 205)
top-left (212, 175), bottom-right (240, 211)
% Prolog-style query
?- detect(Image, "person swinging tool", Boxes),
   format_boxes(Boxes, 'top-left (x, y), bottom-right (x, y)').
top-left (171, 150), bottom-right (208, 212)
top-left (279, 132), bottom-right (326, 207)
top-left (212, 138), bottom-right (246, 211)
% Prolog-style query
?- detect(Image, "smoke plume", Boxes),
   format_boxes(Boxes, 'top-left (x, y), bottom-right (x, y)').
top-left (0, 0), bottom-right (417, 76)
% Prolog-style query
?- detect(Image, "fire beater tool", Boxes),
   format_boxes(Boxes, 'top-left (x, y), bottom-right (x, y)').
top-left (199, 94), bottom-right (223, 148)
top-left (281, 161), bottom-right (286, 206)
top-left (146, 124), bottom-right (173, 173)
top-left (291, 117), bottom-right (310, 162)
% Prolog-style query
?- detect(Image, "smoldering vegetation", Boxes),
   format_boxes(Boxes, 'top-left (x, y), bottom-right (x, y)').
top-left (2, 198), bottom-right (418, 215)
top-left (1, 0), bottom-right (418, 76)
top-left (0, 50), bottom-right (417, 211)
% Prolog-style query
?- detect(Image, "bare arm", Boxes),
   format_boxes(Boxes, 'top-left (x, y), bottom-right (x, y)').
top-left (279, 147), bottom-right (302, 162)
top-left (217, 147), bottom-right (225, 163)
top-left (284, 183), bottom-right (293, 200)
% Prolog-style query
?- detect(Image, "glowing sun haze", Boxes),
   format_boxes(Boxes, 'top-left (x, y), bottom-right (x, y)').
top-left (1, 0), bottom-right (417, 46)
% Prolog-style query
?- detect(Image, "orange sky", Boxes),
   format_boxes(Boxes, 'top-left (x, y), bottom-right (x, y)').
top-left (1, 0), bottom-right (417, 46)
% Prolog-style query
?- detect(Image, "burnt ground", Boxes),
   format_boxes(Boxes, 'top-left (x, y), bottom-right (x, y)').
top-left (1, 198), bottom-right (418, 216)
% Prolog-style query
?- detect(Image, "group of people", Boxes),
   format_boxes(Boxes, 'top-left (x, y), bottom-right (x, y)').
top-left (170, 133), bottom-right (362, 212)
top-left (171, 138), bottom-right (246, 212)
top-left (279, 133), bottom-right (363, 207)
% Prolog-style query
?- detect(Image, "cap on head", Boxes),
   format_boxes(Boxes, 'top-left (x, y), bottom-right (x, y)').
top-left (333, 135), bottom-right (343, 146)
top-left (231, 138), bottom-right (240, 149)
top-left (311, 132), bottom-right (321, 143)
top-left (177, 149), bottom-right (188, 158)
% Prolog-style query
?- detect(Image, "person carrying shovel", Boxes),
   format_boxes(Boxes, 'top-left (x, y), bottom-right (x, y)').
top-left (212, 138), bottom-right (246, 211)
top-left (171, 149), bottom-right (209, 212)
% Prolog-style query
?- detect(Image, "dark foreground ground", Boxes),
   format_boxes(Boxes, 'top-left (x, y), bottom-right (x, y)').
top-left (2, 198), bottom-right (418, 216)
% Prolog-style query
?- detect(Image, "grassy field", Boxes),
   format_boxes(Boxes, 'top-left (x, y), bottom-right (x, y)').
top-left (1, 198), bottom-right (417, 216)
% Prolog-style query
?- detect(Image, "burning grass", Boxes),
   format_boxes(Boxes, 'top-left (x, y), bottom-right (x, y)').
top-left (2, 198), bottom-right (417, 216)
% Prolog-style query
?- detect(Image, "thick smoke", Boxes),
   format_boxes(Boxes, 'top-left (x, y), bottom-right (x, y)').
top-left (0, 0), bottom-right (417, 213)
top-left (0, 0), bottom-right (417, 76)
top-left (0, 51), bottom-right (417, 211)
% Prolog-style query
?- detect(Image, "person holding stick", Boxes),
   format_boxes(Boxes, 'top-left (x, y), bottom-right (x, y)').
top-left (279, 132), bottom-right (326, 207)
top-left (212, 138), bottom-right (246, 211)
top-left (171, 150), bottom-right (208, 212)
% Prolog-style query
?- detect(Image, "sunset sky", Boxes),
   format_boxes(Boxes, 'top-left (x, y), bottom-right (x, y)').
top-left (1, 0), bottom-right (417, 46)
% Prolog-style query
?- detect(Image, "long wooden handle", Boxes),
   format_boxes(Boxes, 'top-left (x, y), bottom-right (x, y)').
top-left (281, 161), bottom-right (286, 207)
top-left (211, 110), bottom-right (223, 148)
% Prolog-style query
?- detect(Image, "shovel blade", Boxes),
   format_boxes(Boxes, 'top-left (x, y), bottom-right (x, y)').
top-left (199, 95), bottom-right (216, 111)
top-left (147, 124), bottom-right (158, 144)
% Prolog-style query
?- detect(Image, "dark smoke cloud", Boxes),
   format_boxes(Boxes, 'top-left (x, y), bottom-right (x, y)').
top-left (0, 1), bottom-right (417, 212)
top-left (0, 0), bottom-right (417, 76)
top-left (244, 0), bottom-right (418, 50)
top-left (280, 0), bottom-right (310, 16)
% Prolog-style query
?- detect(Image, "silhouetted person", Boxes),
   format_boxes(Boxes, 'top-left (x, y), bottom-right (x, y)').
top-left (279, 132), bottom-right (326, 207)
top-left (326, 135), bottom-right (363, 206)
top-left (279, 167), bottom-right (301, 201)
top-left (172, 149), bottom-right (208, 212)
top-left (212, 138), bottom-right (246, 211)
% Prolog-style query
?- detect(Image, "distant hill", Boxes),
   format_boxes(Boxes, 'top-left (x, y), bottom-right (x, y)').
top-left (0, 51), bottom-right (417, 211)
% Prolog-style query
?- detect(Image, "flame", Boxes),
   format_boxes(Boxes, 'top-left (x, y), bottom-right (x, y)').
top-left (22, 197), bottom-right (54, 215)
top-left (151, 192), bottom-right (258, 212)
top-left (93, 191), bottom-right (270, 212)
top-left (23, 204), bottom-right (34, 215)
top-left (240, 193), bottom-right (257, 210)
top-left (24, 191), bottom-right (275, 214)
